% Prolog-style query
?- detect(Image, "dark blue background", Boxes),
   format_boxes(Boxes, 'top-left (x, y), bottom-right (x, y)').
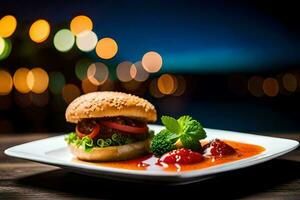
top-left (2, 0), bottom-right (300, 72)
top-left (1, 0), bottom-right (300, 133)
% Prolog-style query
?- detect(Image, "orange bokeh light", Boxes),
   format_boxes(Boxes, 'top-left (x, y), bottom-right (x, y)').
top-left (13, 68), bottom-right (31, 93)
top-left (29, 19), bottom-right (51, 43)
top-left (95, 38), bottom-right (118, 59)
top-left (0, 15), bottom-right (17, 38)
top-left (263, 78), bottom-right (279, 97)
top-left (27, 68), bottom-right (49, 94)
top-left (0, 70), bottom-right (13, 95)
top-left (142, 51), bottom-right (163, 73)
top-left (157, 74), bottom-right (176, 95)
top-left (70, 15), bottom-right (93, 35)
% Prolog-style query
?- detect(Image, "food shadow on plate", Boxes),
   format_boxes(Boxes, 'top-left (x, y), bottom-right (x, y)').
top-left (17, 159), bottom-right (300, 199)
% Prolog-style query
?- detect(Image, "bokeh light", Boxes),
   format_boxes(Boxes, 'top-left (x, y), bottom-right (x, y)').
top-left (95, 37), bottom-right (118, 59)
top-left (27, 68), bottom-right (49, 94)
top-left (263, 78), bottom-right (279, 97)
top-left (87, 62), bottom-right (109, 86)
top-left (29, 19), bottom-right (50, 43)
top-left (0, 15), bottom-right (17, 38)
top-left (75, 58), bottom-right (92, 80)
top-left (248, 76), bottom-right (264, 97)
top-left (70, 15), bottom-right (93, 36)
top-left (0, 70), bottom-right (13, 95)
top-left (62, 84), bottom-right (81, 104)
top-left (82, 78), bottom-right (98, 93)
top-left (116, 61), bottom-right (133, 82)
top-left (76, 30), bottom-right (98, 52)
top-left (149, 78), bottom-right (164, 98)
top-left (282, 73), bottom-right (297, 92)
top-left (157, 74), bottom-right (176, 95)
top-left (173, 75), bottom-right (186, 96)
top-left (13, 68), bottom-right (31, 93)
top-left (0, 38), bottom-right (12, 60)
top-left (0, 37), bottom-right (5, 55)
top-left (130, 61), bottom-right (149, 82)
top-left (54, 29), bottom-right (75, 52)
top-left (142, 51), bottom-right (163, 73)
top-left (49, 71), bottom-right (65, 95)
top-left (130, 64), bottom-right (137, 79)
top-left (171, 75), bottom-right (178, 94)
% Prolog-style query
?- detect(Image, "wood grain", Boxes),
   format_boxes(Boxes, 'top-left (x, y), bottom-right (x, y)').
top-left (0, 133), bottom-right (299, 199)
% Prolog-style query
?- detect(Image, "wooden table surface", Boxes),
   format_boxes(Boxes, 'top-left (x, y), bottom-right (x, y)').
top-left (0, 133), bottom-right (299, 200)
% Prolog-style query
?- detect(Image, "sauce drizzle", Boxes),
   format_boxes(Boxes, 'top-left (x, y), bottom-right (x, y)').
top-left (73, 140), bottom-right (265, 172)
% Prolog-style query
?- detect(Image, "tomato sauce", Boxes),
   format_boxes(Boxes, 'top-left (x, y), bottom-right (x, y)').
top-left (159, 148), bottom-right (204, 164)
top-left (73, 140), bottom-right (265, 172)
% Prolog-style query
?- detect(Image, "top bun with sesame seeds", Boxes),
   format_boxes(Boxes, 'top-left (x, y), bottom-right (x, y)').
top-left (65, 91), bottom-right (157, 123)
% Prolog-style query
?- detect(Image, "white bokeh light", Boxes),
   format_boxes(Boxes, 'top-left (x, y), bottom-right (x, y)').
top-left (76, 30), bottom-right (98, 52)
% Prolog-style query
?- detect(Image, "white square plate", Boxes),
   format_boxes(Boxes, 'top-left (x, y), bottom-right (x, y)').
top-left (4, 125), bottom-right (299, 184)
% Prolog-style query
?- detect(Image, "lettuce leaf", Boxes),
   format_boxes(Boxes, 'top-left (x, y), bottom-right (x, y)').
top-left (65, 131), bottom-right (152, 152)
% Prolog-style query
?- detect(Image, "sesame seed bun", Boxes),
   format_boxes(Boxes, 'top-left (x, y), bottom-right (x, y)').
top-left (65, 92), bottom-right (157, 123)
top-left (69, 139), bottom-right (151, 161)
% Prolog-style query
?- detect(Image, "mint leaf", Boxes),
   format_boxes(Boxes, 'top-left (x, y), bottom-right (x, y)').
top-left (178, 115), bottom-right (206, 140)
top-left (178, 115), bottom-right (206, 151)
top-left (161, 116), bottom-right (180, 134)
top-left (184, 120), bottom-right (206, 140)
top-left (152, 115), bottom-right (207, 154)
top-left (177, 115), bottom-right (193, 130)
top-left (180, 134), bottom-right (201, 151)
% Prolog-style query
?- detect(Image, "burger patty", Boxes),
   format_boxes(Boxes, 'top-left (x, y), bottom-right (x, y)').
top-left (76, 117), bottom-right (149, 142)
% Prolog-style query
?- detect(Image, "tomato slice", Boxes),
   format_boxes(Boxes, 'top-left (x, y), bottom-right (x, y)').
top-left (100, 120), bottom-right (148, 134)
top-left (76, 123), bottom-right (100, 139)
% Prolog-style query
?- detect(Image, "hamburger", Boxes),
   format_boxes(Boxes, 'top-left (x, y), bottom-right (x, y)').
top-left (65, 91), bottom-right (157, 161)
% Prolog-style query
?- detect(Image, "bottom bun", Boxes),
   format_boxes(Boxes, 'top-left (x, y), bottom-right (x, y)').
top-left (69, 139), bottom-right (151, 161)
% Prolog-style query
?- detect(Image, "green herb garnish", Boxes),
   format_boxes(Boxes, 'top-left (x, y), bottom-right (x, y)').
top-left (150, 115), bottom-right (206, 156)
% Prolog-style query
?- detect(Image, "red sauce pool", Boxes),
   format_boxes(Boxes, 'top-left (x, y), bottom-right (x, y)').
top-left (73, 140), bottom-right (265, 172)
